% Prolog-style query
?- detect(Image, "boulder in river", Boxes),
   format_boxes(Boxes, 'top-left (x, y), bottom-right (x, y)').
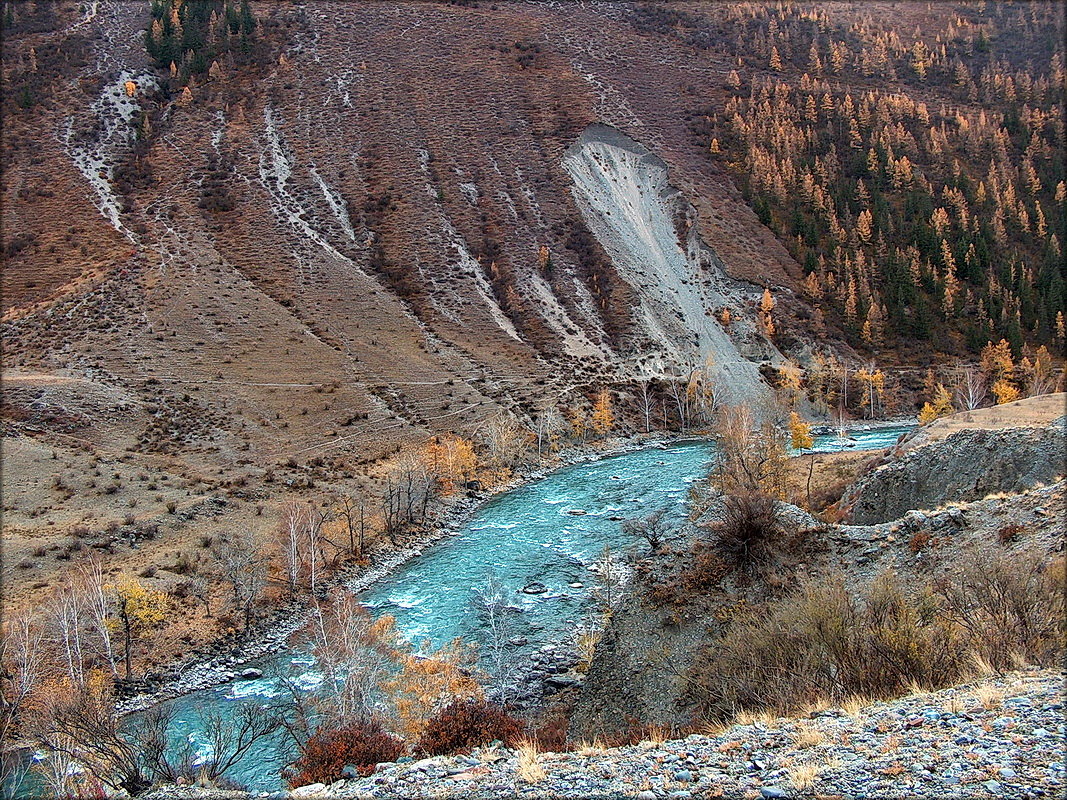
top-left (522, 581), bottom-right (548, 594)
top-left (240, 668), bottom-right (264, 680)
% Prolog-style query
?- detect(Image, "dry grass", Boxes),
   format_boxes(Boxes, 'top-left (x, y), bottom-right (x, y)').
top-left (516, 740), bottom-right (545, 784)
top-left (973, 684), bottom-right (1003, 711)
top-left (788, 762), bottom-right (821, 790)
top-left (575, 739), bottom-right (607, 757)
top-left (841, 695), bottom-right (871, 717)
top-left (733, 709), bottom-right (780, 728)
top-left (638, 726), bottom-right (668, 747)
top-left (792, 722), bottom-right (825, 748)
top-left (942, 694), bottom-right (965, 715)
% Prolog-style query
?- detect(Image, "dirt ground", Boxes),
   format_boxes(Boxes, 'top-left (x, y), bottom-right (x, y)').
top-left (902, 393), bottom-right (1065, 452)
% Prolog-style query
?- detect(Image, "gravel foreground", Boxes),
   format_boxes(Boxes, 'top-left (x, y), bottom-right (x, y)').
top-left (146, 668), bottom-right (1064, 800)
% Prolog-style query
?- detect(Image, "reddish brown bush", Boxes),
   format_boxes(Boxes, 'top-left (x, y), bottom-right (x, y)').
top-left (285, 718), bottom-right (403, 787)
top-left (997, 523), bottom-right (1025, 544)
top-left (908, 530), bottom-right (931, 553)
top-left (531, 710), bottom-right (569, 752)
top-left (416, 699), bottom-right (524, 756)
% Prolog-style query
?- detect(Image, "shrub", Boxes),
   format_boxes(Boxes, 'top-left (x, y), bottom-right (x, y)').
top-left (710, 494), bottom-right (779, 571)
top-left (688, 545), bottom-right (1064, 723)
top-left (285, 719), bottom-right (403, 787)
top-left (935, 547), bottom-right (1064, 670)
top-left (530, 710), bottom-right (568, 752)
top-left (908, 530), bottom-right (931, 553)
top-left (996, 523), bottom-right (1024, 544)
top-left (417, 699), bottom-right (524, 756)
top-left (689, 571), bottom-right (968, 722)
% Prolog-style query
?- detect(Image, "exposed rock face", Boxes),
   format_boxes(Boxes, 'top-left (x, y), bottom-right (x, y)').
top-left (569, 591), bottom-right (712, 739)
top-left (843, 421), bottom-right (1065, 525)
top-left (563, 124), bottom-right (780, 406)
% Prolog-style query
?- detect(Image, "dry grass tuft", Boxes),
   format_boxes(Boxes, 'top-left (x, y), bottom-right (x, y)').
top-left (734, 708), bottom-right (780, 728)
top-left (792, 722), bottom-right (825, 748)
top-left (516, 740), bottom-right (545, 784)
top-left (575, 739), bottom-right (606, 757)
top-left (974, 684), bottom-right (1003, 711)
top-left (788, 762), bottom-right (821, 790)
top-left (639, 726), bottom-right (668, 747)
top-left (841, 695), bottom-right (871, 717)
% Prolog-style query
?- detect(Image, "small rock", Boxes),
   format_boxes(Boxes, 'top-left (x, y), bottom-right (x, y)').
top-left (340, 765), bottom-right (361, 779)
top-left (240, 667), bottom-right (264, 680)
top-left (674, 769), bottom-right (693, 782)
top-left (522, 582), bottom-right (548, 594)
top-left (636, 792), bottom-right (657, 800)
top-left (984, 780), bottom-right (1003, 793)
top-left (999, 767), bottom-right (1018, 779)
top-left (760, 788), bottom-right (788, 799)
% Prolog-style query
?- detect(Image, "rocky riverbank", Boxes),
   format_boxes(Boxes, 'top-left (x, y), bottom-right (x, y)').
top-left (142, 668), bottom-right (1064, 799)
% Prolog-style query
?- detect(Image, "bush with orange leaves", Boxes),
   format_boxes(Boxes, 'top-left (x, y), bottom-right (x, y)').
top-left (385, 638), bottom-right (483, 741)
top-left (417, 698), bottom-right (524, 756)
top-left (284, 718), bottom-right (403, 787)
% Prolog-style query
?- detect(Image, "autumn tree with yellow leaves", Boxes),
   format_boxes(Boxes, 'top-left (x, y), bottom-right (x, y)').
top-left (107, 576), bottom-right (168, 680)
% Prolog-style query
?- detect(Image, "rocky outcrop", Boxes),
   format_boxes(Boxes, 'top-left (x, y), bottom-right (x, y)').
top-left (843, 421), bottom-right (1065, 525)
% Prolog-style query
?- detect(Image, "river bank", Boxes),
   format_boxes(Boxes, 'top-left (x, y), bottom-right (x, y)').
top-left (115, 432), bottom-right (679, 715)
top-left (116, 416), bottom-right (915, 715)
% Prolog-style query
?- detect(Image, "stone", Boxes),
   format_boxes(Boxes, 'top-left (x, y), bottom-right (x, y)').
top-left (636, 792), bottom-right (657, 800)
top-left (999, 767), bottom-right (1017, 779)
top-left (674, 769), bottom-right (693, 782)
top-left (760, 788), bottom-right (788, 799)
top-left (340, 765), bottom-right (361, 779)
top-left (290, 783), bottom-right (327, 797)
top-left (544, 674), bottom-right (580, 690)
top-left (522, 582), bottom-right (548, 594)
top-left (241, 667), bottom-right (264, 680)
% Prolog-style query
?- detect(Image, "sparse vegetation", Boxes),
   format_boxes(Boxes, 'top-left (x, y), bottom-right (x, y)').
top-left (689, 545), bottom-right (1063, 723)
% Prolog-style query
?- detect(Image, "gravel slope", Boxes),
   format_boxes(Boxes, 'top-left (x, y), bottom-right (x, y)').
top-left (145, 669), bottom-right (1064, 799)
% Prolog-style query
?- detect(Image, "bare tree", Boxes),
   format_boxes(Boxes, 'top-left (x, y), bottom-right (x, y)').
top-left (79, 556), bottom-right (116, 674)
top-left (305, 591), bottom-right (399, 726)
top-left (0, 613), bottom-right (46, 799)
top-left (531, 404), bottom-right (565, 459)
top-left (472, 574), bottom-right (519, 686)
top-left (482, 411), bottom-right (530, 468)
top-left (710, 404), bottom-right (788, 499)
top-left (29, 675), bottom-right (152, 796)
top-left (381, 455), bottom-right (435, 544)
top-left (211, 530), bottom-right (268, 634)
top-left (953, 364), bottom-right (987, 411)
top-left (279, 501), bottom-right (307, 596)
top-left (332, 492), bottom-right (369, 558)
top-left (621, 508), bottom-right (670, 553)
top-left (591, 546), bottom-right (624, 613)
top-left (634, 379), bottom-right (656, 434)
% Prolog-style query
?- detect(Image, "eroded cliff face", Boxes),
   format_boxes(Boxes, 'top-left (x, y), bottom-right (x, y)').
top-left (564, 124), bottom-right (781, 405)
top-left (842, 420), bottom-right (1066, 525)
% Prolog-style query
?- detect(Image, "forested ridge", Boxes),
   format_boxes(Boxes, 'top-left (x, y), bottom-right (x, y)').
top-left (655, 1), bottom-right (1066, 359)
